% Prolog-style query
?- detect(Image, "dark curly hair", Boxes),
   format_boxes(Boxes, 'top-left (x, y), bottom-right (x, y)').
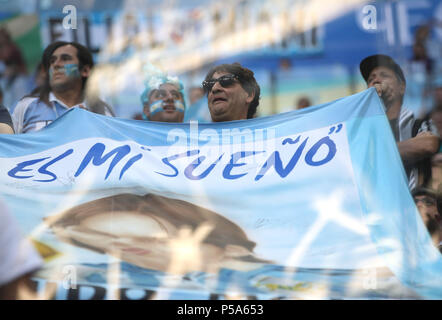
top-left (204, 63), bottom-right (260, 119)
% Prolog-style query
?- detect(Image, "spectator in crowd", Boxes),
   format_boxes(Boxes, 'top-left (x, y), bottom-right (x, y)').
top-left (12, 41), bottom-right (114, 133)
top-left (0, 28), bottom-right (30, 112)
top-left (202, 62), bottom-right (260, 122)
top-left (360, 54), bottom-right (439, 190)
top-left (412, 187), bottom-right (442, 252)
top-left (0, 200), bottom-right (42, 299)
top-left (140, 71), bottom-right (185, 123)
top-left (296, 96), bottom-right (312, 110)
top-left (0, 101), bottom-right (14, 134)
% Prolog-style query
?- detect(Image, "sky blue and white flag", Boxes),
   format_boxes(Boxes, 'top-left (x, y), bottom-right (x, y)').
top-left (0, 88), bottom-right (440, 300)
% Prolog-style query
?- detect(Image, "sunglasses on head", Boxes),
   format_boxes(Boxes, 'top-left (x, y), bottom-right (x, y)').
top-left (202, 75), bottom-right (239, 93)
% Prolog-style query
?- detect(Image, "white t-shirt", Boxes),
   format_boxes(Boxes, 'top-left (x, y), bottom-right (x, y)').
top-left (0, 200), bottom-right (42, 286)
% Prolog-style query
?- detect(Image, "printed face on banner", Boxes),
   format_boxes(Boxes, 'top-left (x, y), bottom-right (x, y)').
top-left (47, 193), bottom-right (266, 275)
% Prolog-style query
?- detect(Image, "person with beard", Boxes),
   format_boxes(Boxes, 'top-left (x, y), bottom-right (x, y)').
top-left (412, 187), bottom-right (442, 252)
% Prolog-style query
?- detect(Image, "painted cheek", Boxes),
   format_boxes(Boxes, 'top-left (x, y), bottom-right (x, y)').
top-left (63, 64), bottom-right (80, 77)
top-left (174, 101), bottom-right (185, 113)
top-left (149, 100), bottom-right (164, 116)
top-left (49, 64), bottom-right (80, 80)
top-left (49, 68), bottom-right (54, 81)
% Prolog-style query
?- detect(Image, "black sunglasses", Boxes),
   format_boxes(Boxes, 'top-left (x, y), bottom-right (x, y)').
top-left (202, 75), bottom-right (239, 93)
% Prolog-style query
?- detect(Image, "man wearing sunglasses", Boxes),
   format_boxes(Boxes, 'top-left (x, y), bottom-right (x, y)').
top-left (202, 63), bottom-right (260, 122)
top-left (412, 187), bottom-right (442, 252)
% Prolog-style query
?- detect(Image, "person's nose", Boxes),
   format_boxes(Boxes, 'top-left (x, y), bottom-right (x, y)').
top-left (417, 204), bottom-right (430, 217)
top-left (163, 91), bottom-right (174, 102)
top-left (51, 58), bottom-right (63, 69)
top-left (210, 80), bottom-right (224, 95)
top-left (369, 75), bottom-right (382, 86)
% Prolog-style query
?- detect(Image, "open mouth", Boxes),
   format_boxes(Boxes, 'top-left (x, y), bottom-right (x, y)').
top-left (162, 105), bottom-right (177, 111)
top-left (212, 97), bottom-right (227, 104)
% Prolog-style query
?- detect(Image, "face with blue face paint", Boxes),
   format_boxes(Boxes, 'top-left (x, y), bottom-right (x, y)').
top-left (143, 83), bottom-right (185, 123)
top-left (49, 44), bottom-right (90, 92)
